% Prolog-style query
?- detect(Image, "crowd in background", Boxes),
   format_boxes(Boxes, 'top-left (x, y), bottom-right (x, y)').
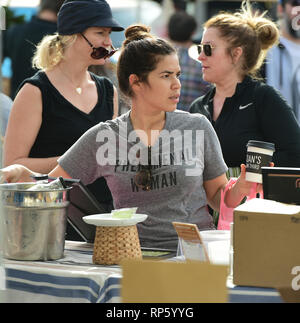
top-left (0, 0), bottom-right (300, 236)
top-left (2, 0), bottom-right (300, 118)
top-left (1, 0), bottom-right (300, 158)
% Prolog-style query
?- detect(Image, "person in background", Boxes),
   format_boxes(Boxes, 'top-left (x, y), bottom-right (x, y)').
top-left (265, 0), bottom-right (300, 123)
top-left (3, 0), bottom-right (124, 227)
top-left (190, 0), bottom-right (300, 174)
top-left (151, 0), bottom-right (186, 38)
top-left (1, 24), bottom-right (262, 251)
top-left (167, 11), bottom-right (211, 111)
top-left (3, 0), bottom-right (65, 99)
top-left (0, 93), bottom-right (13, 139)
top-left (89, 62), bottom-right (131, 115)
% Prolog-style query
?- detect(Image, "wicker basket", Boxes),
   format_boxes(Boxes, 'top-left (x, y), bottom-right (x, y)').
top-left (92, 225), bottom-right (142, 265)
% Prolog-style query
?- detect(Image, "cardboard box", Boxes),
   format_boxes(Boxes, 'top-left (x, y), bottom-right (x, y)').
top-left (121, 259), bottom-right (228, 303)
top-left (233, 198), bottom-right (300, 289)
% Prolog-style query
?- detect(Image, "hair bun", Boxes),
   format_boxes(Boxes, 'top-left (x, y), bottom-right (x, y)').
top-left (123, 24), bottom-right (152, 47)
top-left (238, 1), bottom-right (279, 51)
top-left (255, 20), bottom-right (279, 51)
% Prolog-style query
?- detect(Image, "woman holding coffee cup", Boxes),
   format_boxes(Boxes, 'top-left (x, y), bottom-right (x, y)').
top-left (190, 1), bottom-right (300, 176)
top-left (0, 24), bottom-right (263, 250)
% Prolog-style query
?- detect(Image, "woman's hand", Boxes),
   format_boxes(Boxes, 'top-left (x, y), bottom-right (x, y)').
top-left (0, 164), bottom-right (37, 183)
top-left (235, 164), bottom-right (259, 196)
top-left (225, 162), bottom-right (274, 208)
top-left (236, 162), bottom-right (274, 195)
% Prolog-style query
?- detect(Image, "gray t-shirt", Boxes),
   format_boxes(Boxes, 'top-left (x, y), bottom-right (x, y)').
top-left (58, 110), bottom-right (228, 250)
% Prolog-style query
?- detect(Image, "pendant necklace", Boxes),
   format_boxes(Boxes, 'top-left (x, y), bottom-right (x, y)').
top-left (75, 87), bottom-right (82, 95)
top-left (59, 66), bottom-right (83, 95)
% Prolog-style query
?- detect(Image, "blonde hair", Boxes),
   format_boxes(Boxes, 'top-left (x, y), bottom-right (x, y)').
top-left (32, 33), bottom-right (77, 70)
top-left (204, 0), bottom-right (279, 78)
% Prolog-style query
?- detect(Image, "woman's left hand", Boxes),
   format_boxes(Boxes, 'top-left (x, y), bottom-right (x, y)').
top-left (225, 162), bottom-right (274, 208)
top-left (236, 162), bottom-right (275, 195)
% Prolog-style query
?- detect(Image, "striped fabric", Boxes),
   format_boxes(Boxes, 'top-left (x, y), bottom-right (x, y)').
top-left (3, 240), bottom-right (282, 303)
top-left (4, 241), bottom-right (121, 303)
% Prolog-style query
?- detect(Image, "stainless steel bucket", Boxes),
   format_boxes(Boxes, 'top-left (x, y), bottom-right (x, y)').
top-left (0, 182), bottom-right (70, 261)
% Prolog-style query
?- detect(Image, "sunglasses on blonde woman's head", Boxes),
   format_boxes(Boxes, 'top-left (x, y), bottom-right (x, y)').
top-left (80, 33), bottom-right (117, 60)
top-left (197, 44), bottom-right (216, 57)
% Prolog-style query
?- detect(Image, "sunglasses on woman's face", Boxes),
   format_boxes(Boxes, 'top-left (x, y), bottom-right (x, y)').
top-left (80, 33), bottom-right (117, 60)
top-left (197, 44), bottom-right (215, 57)
top-left (134, 146), bottom-right (152, 191)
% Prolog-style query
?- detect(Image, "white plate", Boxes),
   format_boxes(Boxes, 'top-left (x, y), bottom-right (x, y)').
top-left (82, 213), bottom-right (148, 227)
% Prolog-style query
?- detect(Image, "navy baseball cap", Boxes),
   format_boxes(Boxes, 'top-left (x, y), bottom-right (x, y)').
top-left (57, 0), bottom-right (124, 35)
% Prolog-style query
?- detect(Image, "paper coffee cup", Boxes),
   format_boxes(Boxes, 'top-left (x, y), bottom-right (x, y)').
top-left (245, 140), bottom-right (275, 183)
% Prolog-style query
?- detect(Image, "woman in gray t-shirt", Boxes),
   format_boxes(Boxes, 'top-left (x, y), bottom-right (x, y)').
top-left (0, 24), bottom-right (259, 250)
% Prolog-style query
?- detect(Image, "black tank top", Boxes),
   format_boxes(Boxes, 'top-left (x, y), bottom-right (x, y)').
top-left (19, 70), bottom-right (113, 206)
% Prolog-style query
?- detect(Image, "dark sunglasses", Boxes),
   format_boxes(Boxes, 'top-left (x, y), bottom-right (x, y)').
top-left (197, 44), bottom-right (215, 57)
top-left (80, 33), bottom-right (117, 60)
top-left (134, 147), bottom-right (152, 191)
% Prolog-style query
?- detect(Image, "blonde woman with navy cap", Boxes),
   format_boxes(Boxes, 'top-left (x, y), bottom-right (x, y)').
top-left (4, 0), bottom-right (124, 213)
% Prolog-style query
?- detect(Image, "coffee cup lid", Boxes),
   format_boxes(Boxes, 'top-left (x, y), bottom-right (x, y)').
top-left (247, 140), bottom-right (275, 151)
